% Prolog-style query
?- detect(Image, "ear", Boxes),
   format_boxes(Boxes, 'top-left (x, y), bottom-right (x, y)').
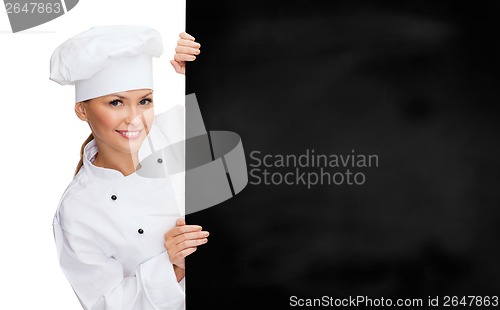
top-left (75, 102), bottom-right (88, 121)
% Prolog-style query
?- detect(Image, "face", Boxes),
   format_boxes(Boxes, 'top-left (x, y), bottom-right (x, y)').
top-left (75, 88), bottom-right (155, 157)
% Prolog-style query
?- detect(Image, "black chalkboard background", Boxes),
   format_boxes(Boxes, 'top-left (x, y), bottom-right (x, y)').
top-left (185, 1), bottom-right (500, 309)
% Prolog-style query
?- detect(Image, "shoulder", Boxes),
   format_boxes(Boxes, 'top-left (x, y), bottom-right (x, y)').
top-left (54, 167), bottom-right (99, 232)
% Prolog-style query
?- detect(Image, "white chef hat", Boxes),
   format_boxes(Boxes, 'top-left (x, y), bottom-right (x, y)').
top-left (49, 25), bottom-right (164, 102)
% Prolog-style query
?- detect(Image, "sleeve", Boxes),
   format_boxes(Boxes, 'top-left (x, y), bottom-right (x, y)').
top-left (53, 221), bottom-right (185, 310)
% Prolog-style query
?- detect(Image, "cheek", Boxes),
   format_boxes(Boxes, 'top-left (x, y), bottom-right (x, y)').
top-left (142, 107), bottom-right (155, 129)
top-left (89, 110), bottom-right (121, 132)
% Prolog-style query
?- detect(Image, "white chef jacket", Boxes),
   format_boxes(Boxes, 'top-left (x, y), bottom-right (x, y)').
top-left (53, 133), bottom-right (185, 310)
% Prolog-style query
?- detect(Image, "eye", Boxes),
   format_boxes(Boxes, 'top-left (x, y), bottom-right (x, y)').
top-left (109, 100), bottom-right (123, 107)
top-left (139, 98), bottom-right (153, 106)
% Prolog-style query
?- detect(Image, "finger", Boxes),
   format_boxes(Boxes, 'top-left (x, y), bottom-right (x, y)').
top-left (179, 31), bottom-right (195, 41)
top-left (173, 231), bottom-right (210, 244)
top-left (166, 236), bottom-right (208, 252)
top-left (175, 46), bottom-right (200, 56)
top-left (178, 237), bottom-right (208, 249)
top-left (165, 231), bottom-right (208, 249)
top-left (176, 218), bottom-right (186, 226)
top-left (174, 53), bottom-right (196, 62)
top-left (173, 247), bottom-right (197, 262)
top-left (165, 224), bottom-right (203, 239)
top-left (175, 224), bottom-right (203, 233)
top-left (177, 38), bottom-right (201, 48)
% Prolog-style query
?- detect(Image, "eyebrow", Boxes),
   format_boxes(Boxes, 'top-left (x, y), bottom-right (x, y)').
top-left (140, 91), bottom-right (154, 99)
top-left (108, 91), bottom-right (153, 100)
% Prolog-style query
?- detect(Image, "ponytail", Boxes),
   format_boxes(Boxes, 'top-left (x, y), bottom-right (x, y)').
top-left (74, 133), bottom-right (94, 176)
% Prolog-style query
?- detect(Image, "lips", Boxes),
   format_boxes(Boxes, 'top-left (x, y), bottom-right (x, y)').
top-left (116, 130), bottom-right (142, 139)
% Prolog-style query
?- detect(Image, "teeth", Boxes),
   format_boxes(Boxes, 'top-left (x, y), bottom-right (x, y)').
top-left (119, 131), bottom-right (140, 137)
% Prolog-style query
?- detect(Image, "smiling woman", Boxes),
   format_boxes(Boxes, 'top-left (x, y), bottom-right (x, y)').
top-left (74, 89), bottom-right (155, 176)
top-left (49, 25), bottom-right (207, 310)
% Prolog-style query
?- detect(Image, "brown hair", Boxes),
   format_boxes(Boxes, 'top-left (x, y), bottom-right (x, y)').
top-left (74, 133), bottom-right (94, 176)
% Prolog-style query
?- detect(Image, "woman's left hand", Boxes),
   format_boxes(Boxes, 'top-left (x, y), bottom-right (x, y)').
top-left (164, 218), bottom-right (209, 269)
top-left (170, 32), bottom-right (201, 75)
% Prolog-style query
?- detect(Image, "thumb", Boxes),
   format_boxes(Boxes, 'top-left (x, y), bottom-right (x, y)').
top-left (170, 60), bottom-right (184, 74)
top-left (176, 218), bottom-right (186, 226)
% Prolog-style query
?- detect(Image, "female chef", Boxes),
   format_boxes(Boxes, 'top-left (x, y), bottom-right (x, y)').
top-left (50, 25), bottom-right (208, 310)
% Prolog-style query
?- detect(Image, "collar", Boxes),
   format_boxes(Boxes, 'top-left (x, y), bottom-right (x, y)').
top-left (82, 139), bottom-right (133, 179)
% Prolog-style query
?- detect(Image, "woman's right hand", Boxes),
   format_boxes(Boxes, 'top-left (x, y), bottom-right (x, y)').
top-left (164, 218), bottom-right (209, 270)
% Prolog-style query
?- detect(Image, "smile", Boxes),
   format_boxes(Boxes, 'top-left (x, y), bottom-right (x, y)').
top-left (116, 130), bottom-right (142, 139)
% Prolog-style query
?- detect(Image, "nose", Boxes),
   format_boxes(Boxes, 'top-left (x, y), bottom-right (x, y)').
top-left (124, 106), bottom-right (143, 127)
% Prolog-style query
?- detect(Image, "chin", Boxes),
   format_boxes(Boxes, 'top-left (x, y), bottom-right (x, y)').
top-left (125, 138), bottom-right (146, 153)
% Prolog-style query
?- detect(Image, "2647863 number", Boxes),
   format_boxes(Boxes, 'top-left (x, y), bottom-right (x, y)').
top-left (5, 2), bottom-right (61, 14)
top-left (443, 296), bottom-right (499, 307)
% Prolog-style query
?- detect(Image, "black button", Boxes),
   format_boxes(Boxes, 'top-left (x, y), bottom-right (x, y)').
top-left (157, 158), bottom-right (163, 163)
top-left (138, 228), bottom-right (144, 234)
top-left (111, 195), bottom-right (117, 200)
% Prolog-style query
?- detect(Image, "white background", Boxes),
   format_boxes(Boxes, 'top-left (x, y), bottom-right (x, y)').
top-left (0, 1), bottom-right (185, 308)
